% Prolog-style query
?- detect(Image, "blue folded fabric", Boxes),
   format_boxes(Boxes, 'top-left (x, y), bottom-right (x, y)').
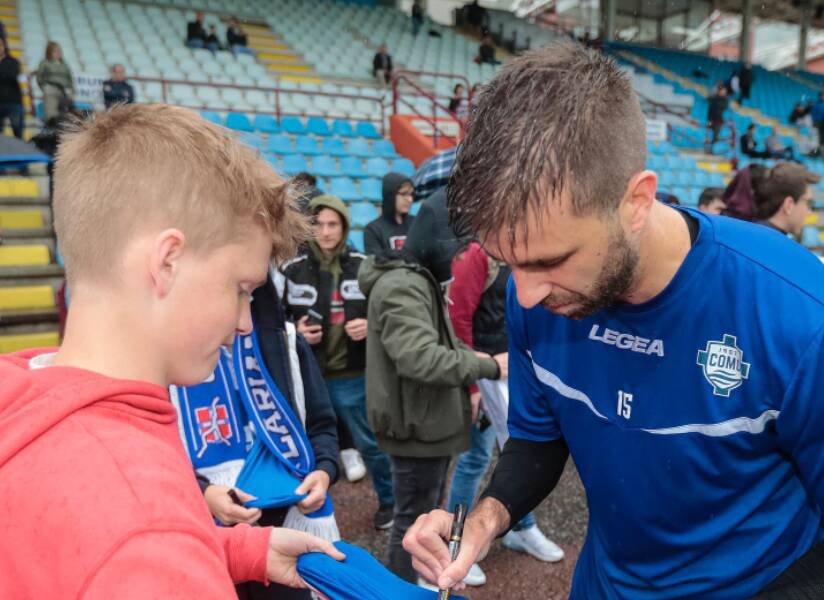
top-left (234, 438), bottom-right (307, 509)
top-left (297, 541), bottom-right (467, 600)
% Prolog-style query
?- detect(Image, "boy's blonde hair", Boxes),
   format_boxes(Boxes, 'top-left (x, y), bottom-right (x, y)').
top-left (53, 104), bottom-right (308, 284)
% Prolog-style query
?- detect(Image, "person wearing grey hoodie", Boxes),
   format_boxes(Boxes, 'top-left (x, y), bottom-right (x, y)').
top-left (363, 173), bottom-right (415, 255)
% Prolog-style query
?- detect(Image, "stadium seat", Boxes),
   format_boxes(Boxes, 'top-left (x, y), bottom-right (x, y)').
top-left (268, 134), bottom-right (294, 154)
top-left (341, 156), bottom-right (368, 178)
top-left (372, 140), bottom-right (397, 159)
top-left (360, 178), bottom-right (383, 202)
top-left (332, 119), bottom-right (355, 138)
top-left (282, 154), bottom-right (309, 176)
top-left (253, 114), bottom-right (280, 134)
top-left (239, 132), bottom-right (265, 151)
top-left (348, 138), bottom-right (372, 158)
top-left (201, 111), bottom-right (223, 126)
top-left (366, 158), bottom-right (390, 179)
top-left (307, 117), bottom-right (332, 137)
top-left (321, 137), bottom-right (348, 157)
top-left (355, 121), bottom-right (381, 139)
top-left (348, 229), bottom-right (365, 252)
top-left (349, 202), bottom-right (379, 227)
top-left (312, 155), bottom-right (340, 178)
top-left (226, 112), bottom-right (253, 132)
top-left (296, 135), bottom-right (322, 156)
top-left (801, 226), bottom-right (821, 248)
top-left (280, 116), bottom-right (307, 135)
top-left (329, 177), bottom-right (360, 202)
top-left (410, 201), bottom-right (422, 216)
top-left (391, 158), bottom-right (415, 177)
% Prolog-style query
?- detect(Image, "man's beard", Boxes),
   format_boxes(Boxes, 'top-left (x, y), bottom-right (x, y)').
top-left (542, 225), bottom-right (639, 320)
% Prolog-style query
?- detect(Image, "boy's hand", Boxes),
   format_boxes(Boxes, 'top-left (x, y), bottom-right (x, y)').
top-left (266, 528), bottom-right (345, 591)
top-left (344, 318), bottom-right (368, 341)
top-left (297, 316), bottom-right (323, 345)
top-left (204, 485), bottom-right (261, 525)
top-left (470, 391), bottom-right (482, 424)
top-left (295, 470), bottom-right (331, 514)
top-left (492, 352), bottom-right (508, 380)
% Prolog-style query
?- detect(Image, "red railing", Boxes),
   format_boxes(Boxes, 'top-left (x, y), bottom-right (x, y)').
top-left (391, 69), bottom-right (469, 147)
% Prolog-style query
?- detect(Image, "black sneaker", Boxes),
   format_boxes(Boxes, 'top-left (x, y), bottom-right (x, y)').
top-left (373, 504), bottom-right (394, 530)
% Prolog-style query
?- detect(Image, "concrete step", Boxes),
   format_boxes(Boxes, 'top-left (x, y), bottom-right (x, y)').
top-left (0, 264), bottom-right (64, 286)
top-left (0, 306), bottom-right (59, 326)
top-left (0, 196), bottom-right (51, 208)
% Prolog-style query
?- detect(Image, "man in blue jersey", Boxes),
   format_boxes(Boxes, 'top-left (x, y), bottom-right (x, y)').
top-left (402, 41), bottom-right (824, 599)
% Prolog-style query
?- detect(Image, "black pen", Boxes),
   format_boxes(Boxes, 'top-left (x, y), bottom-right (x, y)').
top-left (438, 504), bottom-right (467, 600)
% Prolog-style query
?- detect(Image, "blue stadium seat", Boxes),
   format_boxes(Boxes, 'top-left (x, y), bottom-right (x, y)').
top-left (341, 156), bottom-right (367, 178)
top-left (372, 140), bottom-right (397, 158)
top-left (281, 116), bottom-right (307, 135)
top-left (282, 154), bottom-right (309, 176)
top-left (332, 119), bottom-right (355, 138)
top-left (348, 229), bottom-right (365, 252)
top-left (360, 178), bottom-right (382, 202)
top-left (391, 158), bottom-right (415, 177)
top-left (647, 155), bottom-right (666, 170)
top-left (239, 132), bottom-right (265, 151)
top-left (349, 202), bottom-right (379, 227)
top-left (348, 138), bottom-right (373, 158)
top-left (307, 117), bottom-right (332, 137)
top-left (801, 226), bottom-right (821, 248)
top-left (329, 177), bottom-right (360, 202)
top-left (366, 158), bottom-right (390, 179)
top-left (253, 114), bottom-right (279, 134)
top-left (676, 171), bottom-right (693, 186)
top-left (268, 134), bottom-right (294, 154)
top-left (322, 137), bottom-right (348, 157)
top-left (263, 153), bottom-right (280, 170)
top-left (226, 112), bottom-right (253, 132)
top-left (295, 135), bottom-right (322, 156)
top-left (312, 155), bottom-right (340, 178)
top-left (355, 121), bottom-right (381, 139)
top-left (658, 171), bottom-right (675, 187)
top-left (410, 201), bottom-right (421, 216)
top-left (201, 111), bottom-right (223, 126)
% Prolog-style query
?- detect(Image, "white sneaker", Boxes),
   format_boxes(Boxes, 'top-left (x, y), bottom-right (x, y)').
top-left (502, 526), bottom-right (564, 562)
top-left (417, 578), bottom-right (439, 591)
top-left (340, 448), bottom-right (366, 482)
top-left (463, 562), bottom-right (487, 586)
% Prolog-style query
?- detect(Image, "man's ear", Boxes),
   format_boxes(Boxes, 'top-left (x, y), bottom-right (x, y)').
top-left (620, 170), bottom-right (657, 234)
top-left (781, 195), bottom-right (796, 215)
top-left (149, 229), bottom-right (186, 299)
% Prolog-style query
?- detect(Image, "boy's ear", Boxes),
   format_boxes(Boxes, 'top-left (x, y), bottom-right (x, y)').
top-left (149, 229), bottom-right (186, 298)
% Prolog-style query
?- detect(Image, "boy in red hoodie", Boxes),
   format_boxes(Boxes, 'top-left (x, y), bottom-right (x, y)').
top-left (0, 104), bottom-right (343, 599)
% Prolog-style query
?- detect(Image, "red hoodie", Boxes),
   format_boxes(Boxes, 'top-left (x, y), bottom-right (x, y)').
top-left (0, 349), bottom-right (272, 599)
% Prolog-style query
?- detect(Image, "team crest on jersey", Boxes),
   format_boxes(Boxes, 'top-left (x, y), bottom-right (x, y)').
top-left (195, 398), bottom-right (234, 457)
top-left (696, 334), bottom-right (751, 397)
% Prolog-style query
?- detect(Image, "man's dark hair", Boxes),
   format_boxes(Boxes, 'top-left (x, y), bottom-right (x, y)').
top-left (292, 172), bottom-right (317, 188)
top-left (698, 187), bottom-right (724, 208)
top-left (448, 41), bottom-right (646, 245)
top-left (752, 162), bottom-right (820, 221)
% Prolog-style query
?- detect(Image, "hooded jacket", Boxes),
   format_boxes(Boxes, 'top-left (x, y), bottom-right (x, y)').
top-left (364, 173), bottom-right (415, 255)
top-left (281, 195), bottom-right (367, 375)
top-left (0, 350), bottom-right (271, 599)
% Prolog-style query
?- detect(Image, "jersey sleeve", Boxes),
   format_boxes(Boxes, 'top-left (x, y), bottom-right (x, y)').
top-left (506, 278), bottom-right (561, 442)
top-left (775, 324), bottom-right (824, 512)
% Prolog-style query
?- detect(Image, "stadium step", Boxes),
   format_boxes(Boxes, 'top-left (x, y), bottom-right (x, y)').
top-left (0, 245), bottom-right (50, 267)
top-left (246, 25), bottom-right (319, 80)
top-left (0, 284), bottom-right (55, 310)
top-left (0, 328), bottom-right (59, 353)
top-left (0, 208), bottom-right (45, 229)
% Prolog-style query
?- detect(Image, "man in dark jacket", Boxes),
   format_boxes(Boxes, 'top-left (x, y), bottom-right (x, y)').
top-left (706, 83), bottom-right (729, 149)
top-left (372, 44), bottom-right (393, 84)
top-left (738, 62), bottom-right (753, 103)
top-left (364, 172), bottom-right (415, 255)
top-left (0, 37), bottom-right (23, 139)
top-left (740, 123), bottom-right (768, 158)
top-left (358, 189), bottom-right (506, 583)
top-left (102, 64), bottom-right (135, 109)
top-left (186, 11), bottom-right (207, 48)
top-left (281, 195), bottom-right (395, 530)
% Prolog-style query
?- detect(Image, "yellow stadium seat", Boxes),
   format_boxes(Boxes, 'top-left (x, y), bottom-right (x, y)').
top-left (0, 285), bottom-right (54, 310)
top-left (0, 245), bottom-right (50, 266)
top-left (0, 210), bottom-right (43, 229)
top-left (0, 331), bottom-right (60, 353)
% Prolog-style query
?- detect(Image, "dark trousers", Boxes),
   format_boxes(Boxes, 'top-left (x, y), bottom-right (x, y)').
top-left (235, 507), bottom-right (312, 600)
top-left (0, 102), bottom-right (23, 139)
top-left (753, 542), bottom-right (824, 599)
top-left (387, 455), bottom-right (450, 583)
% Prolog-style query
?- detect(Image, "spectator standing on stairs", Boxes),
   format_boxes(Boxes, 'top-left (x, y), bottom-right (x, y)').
top-left (706, 82), bottom-right (729, 151)
top-left (810, 91), bottom-right (824, 156)
top-left (478, 36), bottom-right (501, 66)
top-left (0, 37), bottom-right (24, 139)
top-left (35, 42), bottom-right (74, 125)
top-left (372, 44), bottom-right (393, 85)
top-left (411, 0), bottom-right (424, 36)
top-left (364, 173), bottom-right (416, 255)
top-left (738, 62), bottom-right (753, 104)
top-left (186, 11), bottom-right (207, 49)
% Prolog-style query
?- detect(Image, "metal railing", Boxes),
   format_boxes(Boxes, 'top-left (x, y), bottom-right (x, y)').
top-left (391, 69), bottom-right (469, 148)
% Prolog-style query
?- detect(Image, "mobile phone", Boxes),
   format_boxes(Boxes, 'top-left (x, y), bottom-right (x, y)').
top-left (306, 309), bottom-right (323, 327)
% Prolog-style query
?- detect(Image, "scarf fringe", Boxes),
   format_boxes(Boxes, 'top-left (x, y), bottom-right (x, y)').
top-left (283, 505), bottom-right (341, 543)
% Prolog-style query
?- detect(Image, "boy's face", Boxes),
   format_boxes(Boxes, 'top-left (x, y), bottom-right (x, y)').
top-left (163, 224), bottom-right (272, 386)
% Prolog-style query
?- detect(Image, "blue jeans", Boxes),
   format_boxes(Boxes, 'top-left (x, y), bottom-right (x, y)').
top-left (447, 423), bottom-right (535, 531)
top-left (326, 375), bottom-right (394, 506)
top-left (186, 39), bottom-right (204, 49)
top-left (0, 103), bottom-right (23, 139)
top-left (232, 45), bottom-right (254, 55)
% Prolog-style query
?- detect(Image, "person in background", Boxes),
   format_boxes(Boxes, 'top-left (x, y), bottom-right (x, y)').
top-left (445, 240), bottom-right (565, 589)
top-left (205, 25), bottom-right (222, 52)
top-left (292, 172), bottom-right (323, 214)
top-left (478, 35), bottom-right (500, 65)
top-left (411, 0), bottom-right (424, 36)
top-left (753, 162), bottom-right (820, 241)
top-left (740, 123), bottom-right (769, 159)
top-left (102, 64), bottom-right (135, 109)
top-left (810, 91), bottom-right (824, 155)
top-left (372, 43), bottom-right (393, 85)
top-left (364, 172), bottom-right (415, 255)
top-left (227, 17), bottom-right (252, 55)
top-left (35, 41), bottom-right (74, 124)
top-left (706, 83), bottom-right (729, 150)
top-left (697, 187), bottom-right (727, 215)
top-left (765, 127), bottom-right (794, 160)
top-left (738, 62), bottom-right (753, 103)
top-left (0, 37), bottom-right (23, 139)
top-left (186, 11), bottom-right (207, 49)
top-left (281, 195), bottom-right (395, 532)
top-left (789, 101), bottom-right (809, 125)
top-left (448, 83), bottom-right (468, 119)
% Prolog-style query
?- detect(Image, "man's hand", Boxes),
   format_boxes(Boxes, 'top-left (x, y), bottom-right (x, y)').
top-left (402, 498), bottom-right (510, 590)
top-left (492, 352), bottom-right (508, 380)
top-left (203, 485), bottom-right (261, 526)
top-left (295, 470), bottom-right (331, 514)
top-left (266, 528), bottom-right (345, 590)
top-left (344, 318), bottom-right (368, 342)
top-left (297, 315), bottom-right (323, 345)
top-left (470, 391), bottom-right (482, 424)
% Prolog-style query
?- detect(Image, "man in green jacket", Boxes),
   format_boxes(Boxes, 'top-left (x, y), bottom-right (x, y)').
top-left (358, 190), bottom-right (507, 584)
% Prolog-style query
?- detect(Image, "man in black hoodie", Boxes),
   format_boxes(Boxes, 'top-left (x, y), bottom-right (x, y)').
top-left (0, 37), bottom-right (23, 139)
top-left (364, 172), bottom-right (415, 255)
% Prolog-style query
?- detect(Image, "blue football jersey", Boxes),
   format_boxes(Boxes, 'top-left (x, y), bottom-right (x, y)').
top-left (507, 208), bottom-right (824, 599)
